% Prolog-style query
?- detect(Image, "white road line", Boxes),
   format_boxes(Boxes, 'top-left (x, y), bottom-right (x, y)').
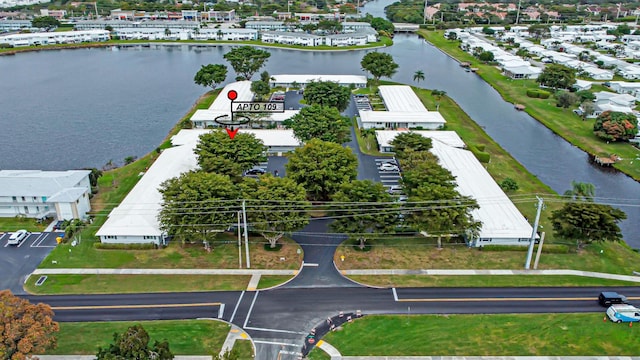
top-left (253, 340), bottom-right (300, 347)
top-left (245, 326), bottom-right (306, 335)
top-left (31, 233), bottom-right (47, 248)
top-left (302, 262), bottom-right (319, 267)
top-left (392, 287), bottom-right (398, 301)
top-left (17, 236), bottom-right (29, 248)
top-left (243, 291), bottom-right (259, 328)
top-left (380, 174), bottom-right (400, 177)
top-left (380, 180), bottom-right (399, 183)
top-left (229, 290), bottom-right (245, 323)
top-left (218, 303), bottom-right (225, 319)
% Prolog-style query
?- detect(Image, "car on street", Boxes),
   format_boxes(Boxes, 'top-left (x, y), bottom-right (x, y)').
top-left (606, 304), bottom-right (640, 323)
top-left (379, 163), bottom-right (400, 172)
top-left (7, 229), bottom-right (29, 245)
top-left (598, 291), bottom-right (628, 307)
top-left (245, 168), bottom-right (266, 176)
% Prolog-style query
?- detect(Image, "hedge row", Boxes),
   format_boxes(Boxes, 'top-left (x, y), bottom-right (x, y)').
top-left (481, 244), bottom-right (572, 254)
top-left (526, 89), bottom-right (551, 99)
top-left (469, 144), bottom-right (491, 163)
top-left (94, 242), bottom-right (158, 250)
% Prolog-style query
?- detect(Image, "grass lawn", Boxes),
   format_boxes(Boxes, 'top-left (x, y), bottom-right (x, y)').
top-left (419, 30), bottom-right (640, 181)
top-left (336, 239), bottom-right (640, 275)
top-left (48, 320), bottom-right (230, 355)
top-left (349, 274), bottom-right (639, 288)
top-left (232, 339), bottom-right (254, 359)
top-left (0, 217), bottom-right (47, 232)
top-left (316, 314), bottom-right (640, 356)
top-left (24, 274), bottom-right (251, 294)
top-left (258, 275), bottom-right (294, 289)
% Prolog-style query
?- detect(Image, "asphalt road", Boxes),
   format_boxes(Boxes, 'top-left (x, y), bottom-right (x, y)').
top-left (0, 231), bottom-right (61, 294)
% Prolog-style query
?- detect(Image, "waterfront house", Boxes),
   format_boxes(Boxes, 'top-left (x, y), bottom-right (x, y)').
top-left (0, 170), bottom-right (91, 221)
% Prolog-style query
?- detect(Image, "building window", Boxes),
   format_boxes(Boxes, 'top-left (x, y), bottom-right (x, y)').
top-left (104, 235), bottom-right (118, 240)
top-left (21, 197), bottom-right (25, 201)
top-left (24, 206), bottom-right (29, 214)
top-left (143, 236), bottom-right (156, 240)
top-left (33, 196), bottom-right (37, 201)
top-left (12, 196), bottom-right (16, 202)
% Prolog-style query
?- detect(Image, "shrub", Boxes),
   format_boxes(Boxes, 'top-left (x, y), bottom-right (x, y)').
top-left (537, 90), bottom-right (551, 99)
top-left (469, 145), bottom-right (490, 163)
top-left (500, 177), bottom-right (519, 192)
top-left (526, 89), bottom-right (551, 99)
top-left (481, 244), bottom-right (571, 253)
top-left (94, 242), bottom-right (158, 250)
top-left (0, 43), bottom-right (13, 48)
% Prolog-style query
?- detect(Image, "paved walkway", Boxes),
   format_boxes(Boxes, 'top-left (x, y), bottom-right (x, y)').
top-left (219, 324), bottom-right (252, 356)
top-left (32, 268), bottom-right (297, 275)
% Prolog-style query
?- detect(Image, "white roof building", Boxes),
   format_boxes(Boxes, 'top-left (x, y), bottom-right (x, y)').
top-left (375, 130), bottom-right (466, 153)
top-left (269, 74), bottom-right (367, 88)
top-left (95, 129), bottom-right (300, 244)
top-left (378, 85), bottom-right (429, 112)
top-left (359, 111), bottom-right (445, 130)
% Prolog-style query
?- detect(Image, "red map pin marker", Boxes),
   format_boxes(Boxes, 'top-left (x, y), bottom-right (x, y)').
top-left (227, 90), bottom-right (238, 101)
top-left (225, 128), bottom-right (239, 139)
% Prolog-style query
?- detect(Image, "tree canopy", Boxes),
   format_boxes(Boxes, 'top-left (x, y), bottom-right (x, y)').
top-left (330, 180), bottom-right (398, 249)
top-left (369, 17), bottom-right (394, 33)
top-left (283, 105), bottom-right (351, 144)
top-left (0, 290), bottom-right (59, 360)
top-left (536, 64), bottom-right (576, 90)
top-left (96, 324), bottom-right (173, 360)
top-left (390, 132), bottom-right (432, 158)
top-left (31, 16), bottom-right (60, 30)
top-left (286, 139), bottom-right (358, 201)
top-left (593, 111), bottom-right (639, 142)
top-left (195, 130), bottom-right (267, 178)
top-left (158, 171), bottom-right (239, 243)
top-left (241, 175), bottom-right (310, 248)
top-left (194, 64), bottom-right (228, 90)
top-left (223, 46), bottom-right (271, 81)
top-left (361, 52), bottom-right (399, 84)
top-left (302, 81), bottom-right (351, 111)
top-left (250, 71), bottom-right (271, 101)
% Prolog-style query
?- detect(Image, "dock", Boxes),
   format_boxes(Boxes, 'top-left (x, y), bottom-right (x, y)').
top-left (514, 104), bottom-right (526, 111)
top-left (593, 154), bottom-right (620, 167)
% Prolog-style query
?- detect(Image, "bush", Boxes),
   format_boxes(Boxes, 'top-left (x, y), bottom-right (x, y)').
top-left (469, 145), bottom-right (491, 163)
top-left (0, 43), bottom-right (13, 48)
top-left (94, 242), bottom-right (158, 250)
top-left (481, 244), bottom-right (571, 253)
top-left (538, 90), bottom-right (551, 99)
top-left (526, 89), bottom-right (551, 99)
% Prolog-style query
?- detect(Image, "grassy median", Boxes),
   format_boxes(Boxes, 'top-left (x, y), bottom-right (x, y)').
top-left (310, 314), bottom-right (640, 357)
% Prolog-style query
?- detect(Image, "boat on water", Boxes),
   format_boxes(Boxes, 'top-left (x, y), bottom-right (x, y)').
top-left (514, 104), bottom-right (526, 111)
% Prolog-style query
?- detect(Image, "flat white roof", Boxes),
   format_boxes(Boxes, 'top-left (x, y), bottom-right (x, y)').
top-left (208, 81), bottom-right (254, 111)
top-left (96, 129), bottom-right (299, 238)
top-left (0, 170), bottom-right (90, 197)
top-left (191, 109), bottom-right (299, 122)
top-left (378, 85), bottom-right (428, 112)
top-left (359, 111), bottom-right (445, 125)
top-left (270, 74), bottom-right (367, 85)
top-left (375, 130), bottom-right (466, 149)
top-left (429, 140), bottom-right (534, 240)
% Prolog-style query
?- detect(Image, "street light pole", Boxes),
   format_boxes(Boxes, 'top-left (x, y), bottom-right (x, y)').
top-left (242, 200), bottom-right (250, 268)
top-left (237, 211), bottom-right (242, 269)
top-left (525, 196), bottom-right (544, 270)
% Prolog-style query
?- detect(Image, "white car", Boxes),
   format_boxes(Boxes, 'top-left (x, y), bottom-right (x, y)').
top-left (7, 229), bottom-right (29, 245)
top-left (379, 163), bottom-right (400, 172)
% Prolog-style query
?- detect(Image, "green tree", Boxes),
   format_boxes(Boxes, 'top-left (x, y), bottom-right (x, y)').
top-left (370, 17), bottom-right (394, 33)
top-left (31, 16), bottom-right (60, 30)
top-left (361, 52), bottom-right (399, 85)
top-left (302, 81), bottom-right (351, 111)
top-left (242, 175), bottom-right (310, 248)
top-left (516, 48), bottom-right (530, 60)
top-left (446, 31), bottom-right (458, 41)
top-left (555, 91), bottom-right (578, 109)
top-left (576, 90), bottom-right (595, 103)
top-left (286, 139), bottom-right (358, 201)
top-left (536, 64), bottom-right (576, 90)
top-left (250, 79), bottom-right (271, 101)
top-left (478, 51), bottom-right (495, 62)
top-left (223, 46), bottom-right (271, 81)
top-left (593, 111), bottom-right (639, 142)
top-left (413, 70), bottom-right (425, 84)
top-left (390, 132), bottom-right (432, 158)
top-left (283, 105), bottom-right (351, 144)
top-left (331, 180), bottom-right (398, 249)
top-left (528, 24), bottom-right (550, 40)
top-left (580, 101), bottom-right (595, 120)
top-left (0, 290), bottom-right (59, 360)
top-left (401, 155), bottom-right (457, 198)
top-left (481, 26), bottom-right (495, 35)
top-left (499, 178), bottom-right (519, 192)
top-left (194, 64), bottom-right (228, 90)
top-left (158, 171), bottom-right (239, 244)
top-left (195, 130), bottom-right (267, 178)
top-left (96, 324), bottom-right (174, 360)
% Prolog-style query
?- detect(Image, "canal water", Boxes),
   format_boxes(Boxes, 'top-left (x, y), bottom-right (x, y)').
top-left (0, 3), bottom-right (638, 248)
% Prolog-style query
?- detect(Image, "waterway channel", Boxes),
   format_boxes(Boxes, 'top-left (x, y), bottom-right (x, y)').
top-left (0, 3), bottom-right (638, 248)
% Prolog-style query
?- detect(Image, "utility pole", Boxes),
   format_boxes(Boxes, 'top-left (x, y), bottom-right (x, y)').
top-left (94, 2), bottom-right (99, 18)
top-left (525, 196), bottom-right (544, 270)
top-left (423, 0), bottom-right (428, 25)
top-left (237, 211), bottom-right (242, 269)
top-left (515, 0), bottom-right (521, 25)
top-left (242, 200), bottom-right (250, 268)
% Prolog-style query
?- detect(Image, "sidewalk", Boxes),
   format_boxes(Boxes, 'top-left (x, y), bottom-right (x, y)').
top-left (32, 268), bottom-right (297, 275)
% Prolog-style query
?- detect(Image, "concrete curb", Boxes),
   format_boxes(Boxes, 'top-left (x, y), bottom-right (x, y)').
top-left (317, 340), bottom-right (342, 360)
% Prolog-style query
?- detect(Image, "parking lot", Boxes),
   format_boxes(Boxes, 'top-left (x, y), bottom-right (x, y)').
top-left (0, 230), bottom-right (61, 294)
top-left (243, 156), bottom-right (287, 179)
top-left (374, 157), bottom-right (404, 196)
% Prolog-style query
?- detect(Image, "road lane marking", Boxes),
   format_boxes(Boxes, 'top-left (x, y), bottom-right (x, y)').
top-left (51, 302), bottom-right (221, 310)
top-left (229, 290), bottom-right (245, 323)
top-left (392, 288), bottom-right (398, 301)
top-left (218, 303), bottom-right (225, 318)
top-left (396, 296), bottom-right (640, 302)
top-left (303, 262), bottom-right (319, 267)
top-left (243, 291), bottom-right (259, 328)
top-left (254, 340), bottom-right (300, 347)
top-left (245, 326), bottom-right (306, 335)
top-left (31, 233), bottom-right (47, 247)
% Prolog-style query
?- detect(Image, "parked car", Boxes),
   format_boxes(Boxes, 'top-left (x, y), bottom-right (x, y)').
top-left (598, 291), bottom-right (628, 307)
top-left (387, 185), bottom-right (403, 195)
top-left (245, 168), bottom-right (266, 176)
top-left (53, 220), bottom-right (66, 231)
top-left (606, 304), bottom-right (640, 323)
top-left (7, 229), bottom-right (29, 245)
top-left (379, 163), bottom-right (400, 172)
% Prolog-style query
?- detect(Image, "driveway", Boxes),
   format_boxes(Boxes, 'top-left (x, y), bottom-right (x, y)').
top-left (0, 231), bottom-right (61, 294)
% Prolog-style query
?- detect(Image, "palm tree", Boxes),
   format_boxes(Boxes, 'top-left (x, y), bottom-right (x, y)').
top-left (413, 70), bottom-right (425, 84)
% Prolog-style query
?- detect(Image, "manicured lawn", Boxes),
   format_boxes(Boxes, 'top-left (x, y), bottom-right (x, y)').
top-left (257, 275), bottom-right (294, 289)
top-left (24, 274), bottom-right (251, 294)
top-left (48, 320), bottom-right (230, 355)
top-left (420, 30), bottom-right (640, 181)
top-left (336, 239), bottom-right (640, 275)
top-left (317, 314), bottom-right (640, 356)
top-left (232, 339), bottom-right (255, 359)
top-left (0, 217), bottom-right (47, 232)
top-left (349, 274), bottom-right (639, 288)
